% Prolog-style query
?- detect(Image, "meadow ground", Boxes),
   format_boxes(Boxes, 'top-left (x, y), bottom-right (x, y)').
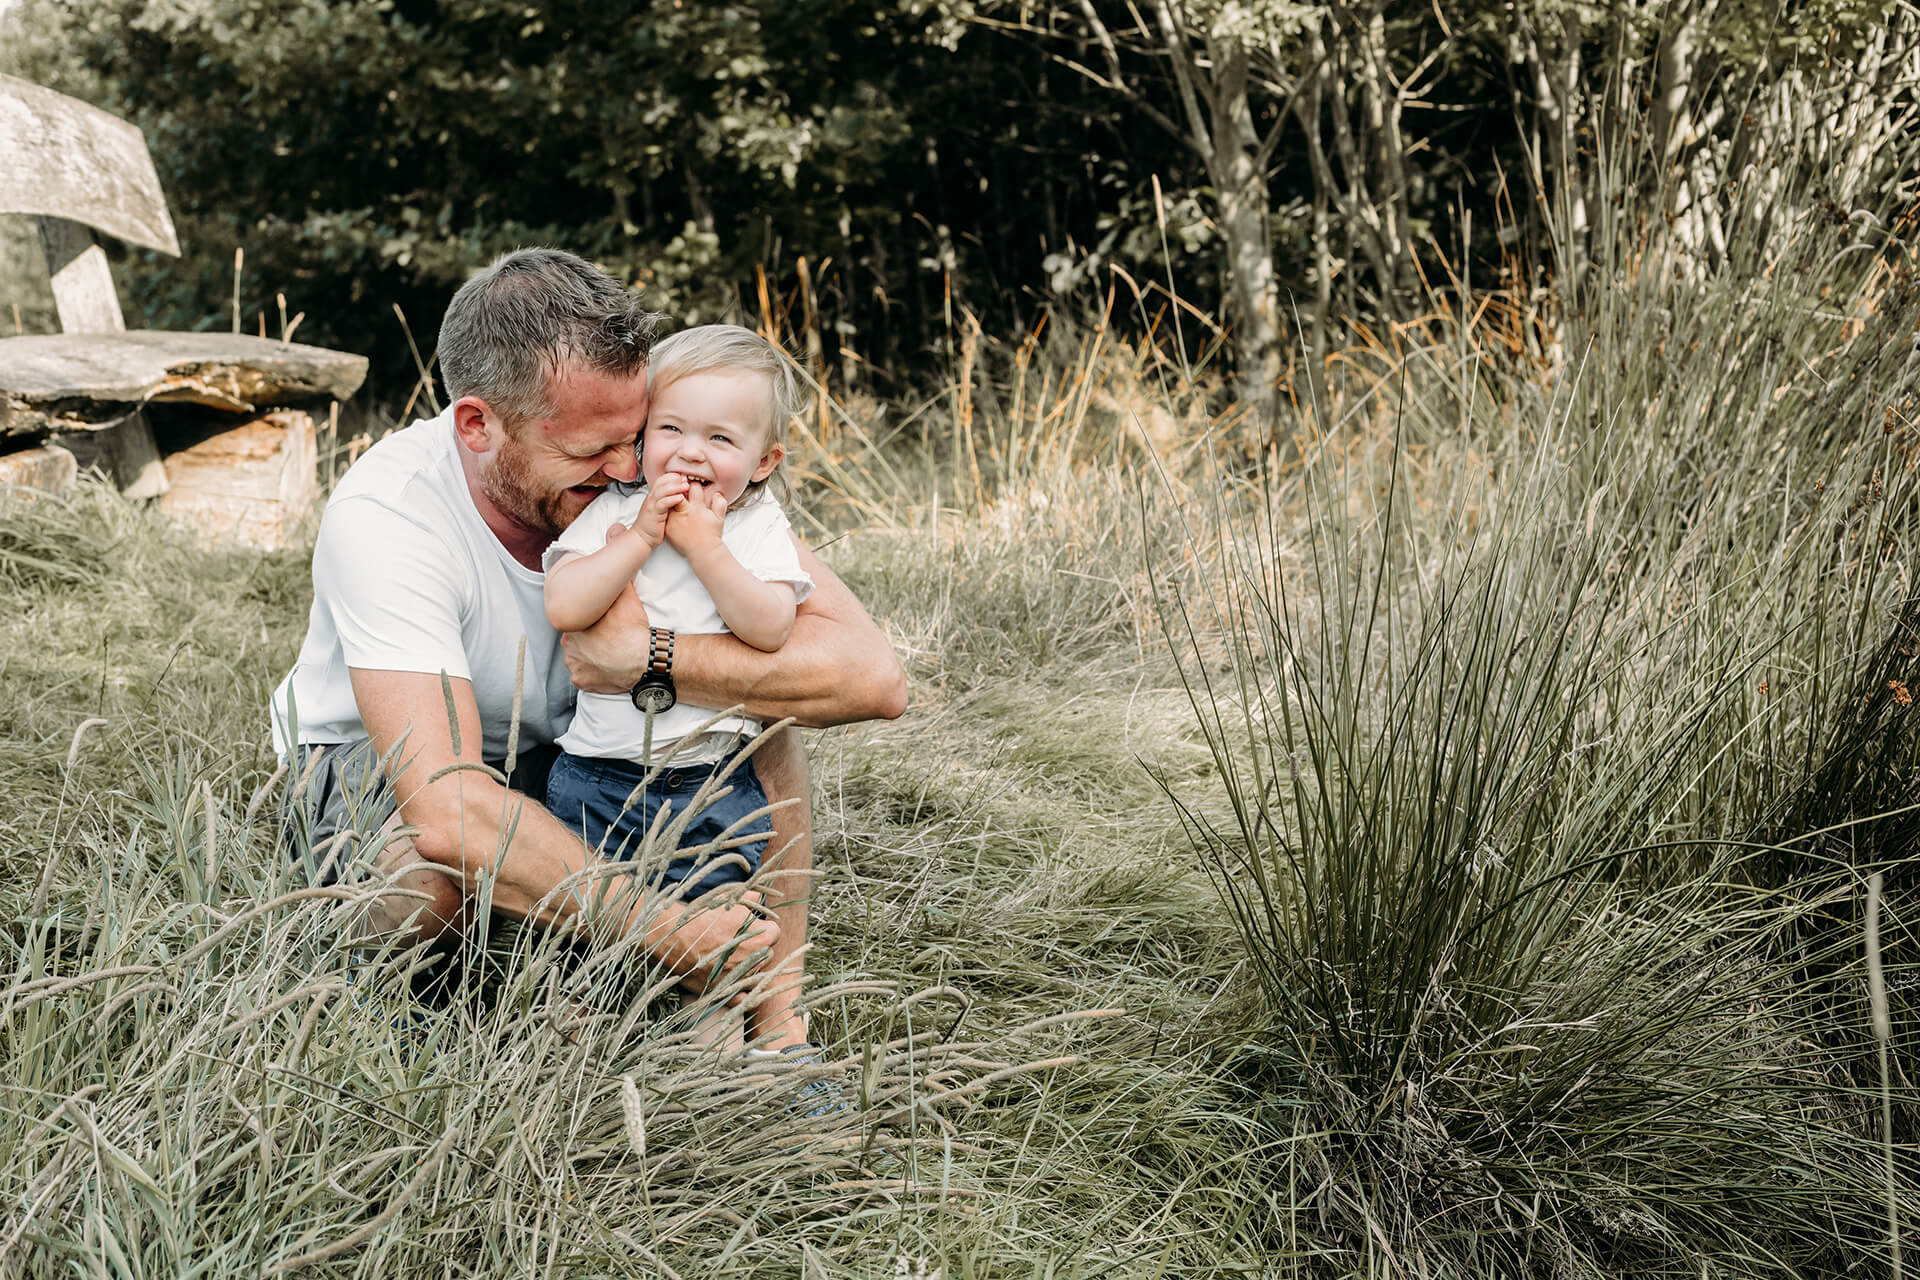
top-left (4, 197), bottom-right (1920, 1275)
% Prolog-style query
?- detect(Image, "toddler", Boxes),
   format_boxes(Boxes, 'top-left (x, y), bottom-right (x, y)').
top-left (543, 324), bottom-right (812, 1049)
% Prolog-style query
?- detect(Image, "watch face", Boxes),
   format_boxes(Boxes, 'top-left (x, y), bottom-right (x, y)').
top-left (632, 674), bottom-right (676, 715)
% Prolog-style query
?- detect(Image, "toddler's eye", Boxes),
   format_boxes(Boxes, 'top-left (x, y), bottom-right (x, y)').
top-left (712, 433), bottom-right (733, 447)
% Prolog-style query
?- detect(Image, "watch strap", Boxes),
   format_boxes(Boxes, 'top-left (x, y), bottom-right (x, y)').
top-left (647, 627), bottom-right (675, 674)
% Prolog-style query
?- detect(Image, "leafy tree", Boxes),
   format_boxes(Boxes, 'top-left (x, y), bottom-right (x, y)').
top-left (6, 0), bottom-right (1912, 413)
top-left (6, 0), bottom-right (1041, 389)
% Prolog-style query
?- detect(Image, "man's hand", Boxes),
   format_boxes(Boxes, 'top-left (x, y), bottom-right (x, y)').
top-left (663, 480), bottom-right (727, 556)
top-left (562, 582), bottom-right (652, 694)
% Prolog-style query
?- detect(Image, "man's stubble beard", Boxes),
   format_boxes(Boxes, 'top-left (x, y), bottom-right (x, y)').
top-left (481, 436), bottom-right (572, 540)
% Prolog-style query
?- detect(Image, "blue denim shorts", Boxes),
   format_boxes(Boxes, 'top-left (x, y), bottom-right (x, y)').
top-left (546, 750), bottom-right (772, 900)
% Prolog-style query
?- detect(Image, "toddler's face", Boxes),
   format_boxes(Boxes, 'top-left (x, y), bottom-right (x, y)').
top-left (640, 369), bottom-right (783, 504)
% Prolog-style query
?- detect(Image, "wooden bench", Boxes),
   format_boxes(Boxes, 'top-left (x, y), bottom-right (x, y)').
top-left (0, 72), bottom-right (366, 547)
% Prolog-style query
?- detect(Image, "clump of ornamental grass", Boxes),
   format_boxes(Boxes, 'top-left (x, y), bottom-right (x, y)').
top-left (1156, 410), bottom-right (1918, 1273)
top-left (1150, 142), bottom-right (1920, 1270)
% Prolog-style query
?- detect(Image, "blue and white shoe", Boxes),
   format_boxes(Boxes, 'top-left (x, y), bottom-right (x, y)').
top-left (749, 1043), bottom-right (853, 1118)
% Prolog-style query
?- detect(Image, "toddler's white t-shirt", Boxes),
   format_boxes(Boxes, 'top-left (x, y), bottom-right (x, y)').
top-left (544, 485), bottom-right (814, 760)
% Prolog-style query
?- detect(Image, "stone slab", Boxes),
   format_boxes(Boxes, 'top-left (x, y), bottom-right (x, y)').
top-left (0, 73), bottom-right (179, 256)
top-left (0, 331), bottom-right (368, 436)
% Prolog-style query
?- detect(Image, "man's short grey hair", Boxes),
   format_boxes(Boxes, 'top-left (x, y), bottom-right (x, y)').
top-left (438, 248), bottom-right (661, 427)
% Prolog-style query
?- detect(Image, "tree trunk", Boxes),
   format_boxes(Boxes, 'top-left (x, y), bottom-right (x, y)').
top-left (1203, 40), bottom-right (1283, 436)
top-left (1355, 5), bottom-right (1413, 316)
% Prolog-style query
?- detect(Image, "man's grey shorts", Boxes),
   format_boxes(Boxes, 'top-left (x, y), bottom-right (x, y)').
top-left (279, 738), bottom-right (558, 886)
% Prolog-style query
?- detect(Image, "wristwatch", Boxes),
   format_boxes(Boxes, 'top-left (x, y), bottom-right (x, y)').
top-left (629, 627), bottom-right (677, 714)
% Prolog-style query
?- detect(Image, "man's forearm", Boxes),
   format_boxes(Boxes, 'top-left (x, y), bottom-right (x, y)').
top-left (404, 772), bottom-right (604, 922)
top-left (563, 543), bottom-right (907, 727)
top-left (406, 772), bottom-right (776, 974)
top-left (351, 667), bottom-right (778, 977)
top-left (674, 617), bottom-right (895, 727)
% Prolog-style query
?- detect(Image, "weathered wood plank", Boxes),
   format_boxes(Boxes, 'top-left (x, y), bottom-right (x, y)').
top-left (0, 332), bottom-right (369, 437)
top-left (37, 216), bottom-right (125, 334)
top-left (0, 442), bottom-right (77, 495)
top-left (158, 409), bottom-right (317, 549)
top-left (0, 73), bottom-right (180, 256)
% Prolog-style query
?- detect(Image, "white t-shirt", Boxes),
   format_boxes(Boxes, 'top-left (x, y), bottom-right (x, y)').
top-left (269, 408), bottom-right (575, 761)
top-left (544, 484), bottom-right (813, 760)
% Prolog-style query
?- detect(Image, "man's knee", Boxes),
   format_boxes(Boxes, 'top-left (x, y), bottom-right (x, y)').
top-left (353, 825), bottom-right (467, 945)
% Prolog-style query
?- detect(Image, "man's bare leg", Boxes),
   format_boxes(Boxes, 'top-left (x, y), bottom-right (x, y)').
top-left (745, 729), bottom-right (813, 1049)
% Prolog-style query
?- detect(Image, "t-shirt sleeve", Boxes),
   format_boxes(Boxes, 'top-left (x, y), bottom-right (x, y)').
top-left (313, 496), bottom-right (473, 678)
top-left (723, 497), bottom-right (815, 604)
top-left (543, 487), bottom-right (639, 573)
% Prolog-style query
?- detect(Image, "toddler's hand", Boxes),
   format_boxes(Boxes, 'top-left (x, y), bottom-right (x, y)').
top-left (630, 475), bottom-right (690, 548)
top-left (664, 480), bottom-right (727, 554)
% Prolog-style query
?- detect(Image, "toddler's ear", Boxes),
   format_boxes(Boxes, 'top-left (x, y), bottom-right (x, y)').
top-left (751, 443), bottom-right (786, 483)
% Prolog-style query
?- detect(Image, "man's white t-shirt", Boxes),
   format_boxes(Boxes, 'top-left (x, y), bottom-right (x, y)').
top-left (544, 485), bottom-right (813, 760)
top-left (269, 408), bottom-right (575, 762)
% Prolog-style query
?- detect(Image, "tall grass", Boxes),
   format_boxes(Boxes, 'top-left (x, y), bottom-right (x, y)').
top-left (0, 469), bottom-right (1256, 1273)
top-left (1150, 109), bottom-right (1920, 1274)
top-left (5, 100), bottom-right (1920, 1276)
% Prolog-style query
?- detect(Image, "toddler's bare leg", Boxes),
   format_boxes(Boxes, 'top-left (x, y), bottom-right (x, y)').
top-left (744, 731), bottom-right (812, 1049)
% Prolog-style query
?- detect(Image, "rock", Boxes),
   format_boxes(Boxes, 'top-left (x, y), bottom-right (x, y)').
top-left (0, 331), bottom-right (368, 437)
top-left (0, 441), bottom-right (77, 495)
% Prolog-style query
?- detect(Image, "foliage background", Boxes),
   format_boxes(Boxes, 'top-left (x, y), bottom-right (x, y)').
top-left (8, 0), bottom-right (1910, 405)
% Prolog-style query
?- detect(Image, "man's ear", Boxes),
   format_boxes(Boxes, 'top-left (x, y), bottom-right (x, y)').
top-left (451, 397), bottom-right (500, 453)
top-left (751, 442), bottom-right (786, 483)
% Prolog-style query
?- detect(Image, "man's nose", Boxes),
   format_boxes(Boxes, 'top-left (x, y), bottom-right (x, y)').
top-left (604, 447), bottom-right (640, 483)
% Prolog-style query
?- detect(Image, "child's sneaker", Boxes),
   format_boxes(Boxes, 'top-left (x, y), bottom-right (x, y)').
top-left (749, 1043), bottom-right (852, 1118)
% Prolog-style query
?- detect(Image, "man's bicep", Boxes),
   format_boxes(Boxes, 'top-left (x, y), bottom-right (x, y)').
top-left (786, 534), bottom-right (908, 722)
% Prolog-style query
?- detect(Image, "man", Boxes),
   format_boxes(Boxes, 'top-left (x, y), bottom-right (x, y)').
top-left (273, 248), bottom-right (906, 1048)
